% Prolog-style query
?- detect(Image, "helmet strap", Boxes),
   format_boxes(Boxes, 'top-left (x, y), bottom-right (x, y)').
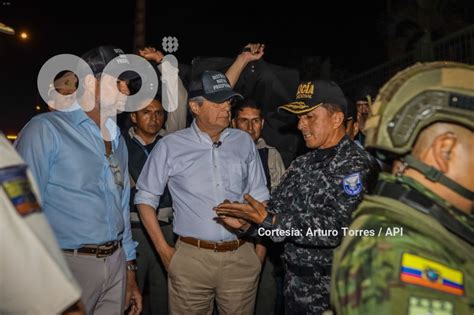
top-left (401, 154), bottom-right (474, 200)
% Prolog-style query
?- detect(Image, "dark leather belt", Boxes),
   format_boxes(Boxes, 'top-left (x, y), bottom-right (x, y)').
top-left (179, 236), bottom-right (245, 252)
top-left (63, 240), bottom-right (122, 258)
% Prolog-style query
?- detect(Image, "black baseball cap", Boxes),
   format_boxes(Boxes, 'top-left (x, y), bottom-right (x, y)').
top-left (279, 80), bottom-right (347, 115)
top-left (79, 45), bottom-right (137, 81)
top-left (188, 70), bottom-right (243, 103)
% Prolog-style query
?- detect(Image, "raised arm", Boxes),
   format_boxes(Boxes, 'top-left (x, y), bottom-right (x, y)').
top-left (225, 43), bottom-right (265, 88)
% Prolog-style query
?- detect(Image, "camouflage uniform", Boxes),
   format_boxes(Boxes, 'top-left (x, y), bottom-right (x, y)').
top-left (331, 173), bottom-right (474, 315)
top-left (264, 135), bottom-right (378, 314)
top-left (331, 62), bottom-right (474, 315)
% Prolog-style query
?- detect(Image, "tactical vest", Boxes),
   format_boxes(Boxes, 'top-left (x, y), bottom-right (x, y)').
top-left (331, 179), bottom-right (473, 315)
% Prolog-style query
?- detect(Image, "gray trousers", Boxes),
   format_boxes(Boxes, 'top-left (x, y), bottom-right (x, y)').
top-left (63, 247), bottom-right (126, 315)
top-left (132, 223), bottom-right (175, 315)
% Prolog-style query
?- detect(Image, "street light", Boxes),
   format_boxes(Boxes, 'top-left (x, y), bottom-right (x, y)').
top-left (20, 32), bottom-right (28, 40)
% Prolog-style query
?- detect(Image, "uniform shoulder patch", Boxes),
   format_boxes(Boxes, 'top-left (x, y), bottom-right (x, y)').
top-left (0, 165), bottom-right (41, 217)
top-left (400, 253), bottom-right (464, 296)
top-left (342, 172), bottom-right (363, 196)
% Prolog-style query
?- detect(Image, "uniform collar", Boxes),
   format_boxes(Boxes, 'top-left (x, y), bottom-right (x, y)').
top-left (307, 134), bottom-right (350, 164)
top-left (381, 173), bottom-right (463, 215)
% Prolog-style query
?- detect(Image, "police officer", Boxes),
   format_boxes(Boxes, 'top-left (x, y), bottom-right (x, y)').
top-left (331, 62), bottom-right (474, 315)
top-left (0, 133), bottom-right (85, 314)
top-left (215, 80), bottom-right (378, 314)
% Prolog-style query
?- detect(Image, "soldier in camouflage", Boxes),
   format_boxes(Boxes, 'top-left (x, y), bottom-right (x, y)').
top-left (214, 80), bottom-right (378, 314)
top-left (331, 62), bottom-right (474, 315)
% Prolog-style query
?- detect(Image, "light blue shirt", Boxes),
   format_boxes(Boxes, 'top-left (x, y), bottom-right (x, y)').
top-left (14, 107), bottom-right (136, 260)
top-left (135, 120), bottom-right (270, 242)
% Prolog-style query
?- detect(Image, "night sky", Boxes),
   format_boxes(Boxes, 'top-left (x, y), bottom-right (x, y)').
top-left (1, 0), bottom-right (387, 134)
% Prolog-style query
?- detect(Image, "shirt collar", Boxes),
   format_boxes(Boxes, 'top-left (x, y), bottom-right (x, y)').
top-left (307, 134), bottom-right (350, 165)
top-left (335, 134), bottom-right (351, 150)
top-left (69, 103), bottom-right (120, 143)
top-left (69, 103), bottom-right (90, 126)
top-left (128, 127), bottom-right (159, 146)
top-left (191, 120), bottom-right (230, 145)
top-left (313, 134), bottom-right (350, 153)
top-left (256, 138), bottom-right (267, 149)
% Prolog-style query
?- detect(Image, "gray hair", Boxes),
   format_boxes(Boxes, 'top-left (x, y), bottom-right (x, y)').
top-left (188, 96), bottom-right (206, 117)
top-left (188, 96), bottom-right (206, 106)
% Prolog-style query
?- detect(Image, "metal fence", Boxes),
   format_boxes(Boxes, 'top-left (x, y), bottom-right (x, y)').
top-left (341, 24), bottom-right (474, 98)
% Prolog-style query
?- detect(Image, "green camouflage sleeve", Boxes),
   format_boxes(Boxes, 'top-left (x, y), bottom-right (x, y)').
top-left (332, 232), bottom-right (400, 314)
top-left (331, 217), bottom-right (471, 315)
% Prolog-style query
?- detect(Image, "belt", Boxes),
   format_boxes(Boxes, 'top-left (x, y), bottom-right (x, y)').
top-left (179, 236), bottom-right (245, 252)
top-left (62, 240), bottom-right (122, 258)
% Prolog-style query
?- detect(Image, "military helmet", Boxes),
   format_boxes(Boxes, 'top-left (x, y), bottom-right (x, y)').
top-left (365, 61), bottom-right (474, 160)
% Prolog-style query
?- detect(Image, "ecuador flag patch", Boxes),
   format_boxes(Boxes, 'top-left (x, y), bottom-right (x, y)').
top-left (400, 253), bottom-right (464, 296)
top-left (0, 165), bottom-right (41, 217)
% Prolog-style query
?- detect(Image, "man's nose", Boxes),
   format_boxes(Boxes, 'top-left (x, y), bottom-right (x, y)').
top-left (297, 117), bottom-right (305, 130)
top-left (150, 112), bottom-right (159, 122)
top-left (248, 122), bottom-right (254, 131)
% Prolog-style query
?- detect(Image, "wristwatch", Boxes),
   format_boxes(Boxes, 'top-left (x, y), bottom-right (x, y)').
top-left (260, 212), bottom-right (275, 229)
top-left (127, 261), bottom-right (138, 272)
